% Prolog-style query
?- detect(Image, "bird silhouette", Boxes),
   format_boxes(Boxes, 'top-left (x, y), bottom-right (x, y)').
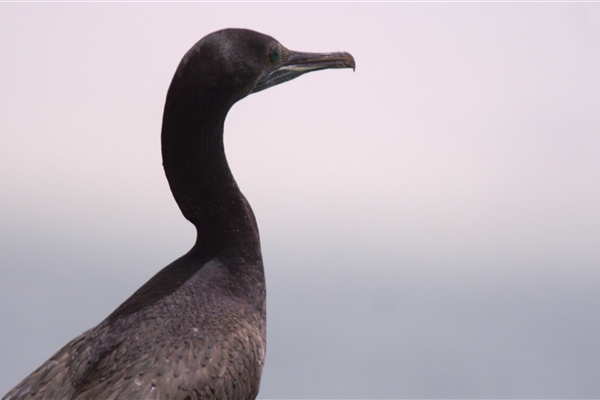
top-left (4, 28), bottom-right (354, 400)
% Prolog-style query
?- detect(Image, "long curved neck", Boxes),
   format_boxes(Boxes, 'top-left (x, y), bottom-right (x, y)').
top-left (161, 78), bottom-right (260, 260)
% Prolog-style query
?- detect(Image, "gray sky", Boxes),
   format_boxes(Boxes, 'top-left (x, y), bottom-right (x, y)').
top-left (1, 3), bottom-right (599, 398)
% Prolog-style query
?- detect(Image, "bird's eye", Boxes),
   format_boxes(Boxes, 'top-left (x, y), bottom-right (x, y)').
top-left (269, 47), bottom-right (280, 64)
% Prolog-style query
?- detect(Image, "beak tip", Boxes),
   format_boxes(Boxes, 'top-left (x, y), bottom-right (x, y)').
top-left (345, 52), bottom-right (356, 72)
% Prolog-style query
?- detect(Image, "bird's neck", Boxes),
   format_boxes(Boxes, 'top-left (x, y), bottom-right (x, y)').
top-left (161, 90), bottom-right (260, 260)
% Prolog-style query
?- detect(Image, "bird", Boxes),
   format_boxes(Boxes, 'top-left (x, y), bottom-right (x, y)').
top-left (3, 28), bottom-right (354, 400)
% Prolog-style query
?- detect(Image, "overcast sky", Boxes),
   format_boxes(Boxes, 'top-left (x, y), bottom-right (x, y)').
top-left (1, 3), bottom-right (599, 398)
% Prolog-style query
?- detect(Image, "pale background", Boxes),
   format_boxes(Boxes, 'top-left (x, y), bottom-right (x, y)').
top-left (1, 3), bottom-right (599, 398)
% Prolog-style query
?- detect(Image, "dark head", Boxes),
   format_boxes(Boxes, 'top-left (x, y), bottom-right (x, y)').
top-left (161, 29), bottom-right (354, 250)
top-left (166, 28), bottom-right (355, 115)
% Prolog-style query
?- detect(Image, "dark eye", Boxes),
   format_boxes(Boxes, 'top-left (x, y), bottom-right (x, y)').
top-left (269, 47), bottom-right (280, 64)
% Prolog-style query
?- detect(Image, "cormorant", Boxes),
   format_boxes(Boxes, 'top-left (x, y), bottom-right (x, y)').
top-left (3, 28), bottom-right (354, 400)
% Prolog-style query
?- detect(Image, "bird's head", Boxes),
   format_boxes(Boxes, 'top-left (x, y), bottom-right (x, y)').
top-left (170, 28), bottom-right (355, 109)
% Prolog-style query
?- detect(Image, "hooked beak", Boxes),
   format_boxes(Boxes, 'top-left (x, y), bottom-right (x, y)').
top-left (252, 50), bottom-right (355, 93)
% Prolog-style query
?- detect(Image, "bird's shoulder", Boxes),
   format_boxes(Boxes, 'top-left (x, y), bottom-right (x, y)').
top-left (3, 255), bottom-right (266, 400)
top-left (75, 320), bottom-right (266, 400)
top-left (4, 322), bottom-right (264, 400)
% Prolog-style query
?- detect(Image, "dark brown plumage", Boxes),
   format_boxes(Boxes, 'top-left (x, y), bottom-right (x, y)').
top-left (4, 28), bottom-right (354, 400)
